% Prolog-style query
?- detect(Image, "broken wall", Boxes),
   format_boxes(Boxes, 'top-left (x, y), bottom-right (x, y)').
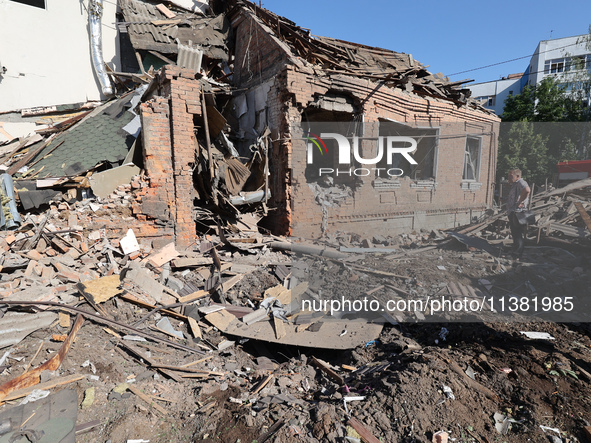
top-left (230, 9), bottom-right (296, 234)
top-left (229, 6), bottom-right (500, 238)
top-left (285, 67), bottom-right (499, 238)
top-left (137, 66), bottom-right (200, 248)
top-left (134, 4), bottom-right (499, 241)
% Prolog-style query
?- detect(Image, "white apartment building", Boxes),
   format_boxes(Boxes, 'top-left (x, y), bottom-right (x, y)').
top-left (0, 0), bottom-right (120, 113)
top-left (467, 34), bottom-right (591, 116)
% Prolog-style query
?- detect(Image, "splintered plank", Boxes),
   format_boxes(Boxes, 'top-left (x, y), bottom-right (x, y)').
top-left (187, 317), bottom-right (202, 340)
top-left (273, 316), bottom-right (286, 339)
top-left (128, 385), bottom-right (168, 415)
top-left (120, 294), bottom-right (188, 321)
top-left (204, 309), bottom-right (238, 331)
top-left (0, 315), bottom-right (84, 402)
top-left (574, 202), bottom-right (591, 233)
top-left (178, 290), bottom-right (209, 304)
top-left (348, 417), bottom-right (381, 443)
top-left (309, 356), bottom-right (344, 385)
top-left (1, 374), bottom-right (85, 402)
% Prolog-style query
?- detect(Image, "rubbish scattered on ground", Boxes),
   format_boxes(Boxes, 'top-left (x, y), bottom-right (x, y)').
top-left (520, 331), bottom-right (556, 340)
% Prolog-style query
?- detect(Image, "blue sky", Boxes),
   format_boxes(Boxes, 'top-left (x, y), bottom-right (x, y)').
top-left (259, 0), bottom-right (591, 85)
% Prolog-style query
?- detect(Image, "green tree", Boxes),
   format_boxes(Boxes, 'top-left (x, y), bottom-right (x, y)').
top-left (501, 83), bottom-right (536, 122)
top-left (501, 76), bottom-right (582, 122)
top-left (497, 121), bottom-right (551, 184)
top-left (499, 73), bottom-right (591, 184)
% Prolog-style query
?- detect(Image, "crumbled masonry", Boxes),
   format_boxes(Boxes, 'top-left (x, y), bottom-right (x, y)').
top-left (0, 1), bottom-right (590, 442)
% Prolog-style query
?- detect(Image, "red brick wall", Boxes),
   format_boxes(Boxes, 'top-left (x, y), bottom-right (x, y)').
top-left (231, 10), bottom-right (295, 234)
top-left (135, 13), bottom-right (502, 242)
top-left (233, 11), bottom-right (293, 89)
top-left (231, 12), bottom-right (501, 238)
top-left (137, 66), bottom-right (200, 248)
top-left (280, 67), bottom-right (501, 239)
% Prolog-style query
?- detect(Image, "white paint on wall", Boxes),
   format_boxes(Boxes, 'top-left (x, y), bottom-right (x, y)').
top-left (0, 0), bottom-right (120, 112)
top-left (469, 77), bottom-right (522, 116)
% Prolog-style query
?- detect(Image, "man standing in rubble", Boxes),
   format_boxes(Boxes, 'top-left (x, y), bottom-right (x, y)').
top-left (506, 168), bottom-right (531, 260)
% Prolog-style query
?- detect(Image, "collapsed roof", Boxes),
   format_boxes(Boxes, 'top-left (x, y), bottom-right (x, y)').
top-left (117, 0), bottom-right (483, 109)
top-left (119, 0), bottom-right (231, 61)
top-left (231, 0), bottom-right (481, 108)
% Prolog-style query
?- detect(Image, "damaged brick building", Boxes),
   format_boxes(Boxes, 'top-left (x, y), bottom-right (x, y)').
top-left (1, 0), bottom-right (500, 248)
top-left (130, 0), bottom-right (500, 245)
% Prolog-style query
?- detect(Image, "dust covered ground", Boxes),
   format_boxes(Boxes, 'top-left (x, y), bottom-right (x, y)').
top-left (1, 215), bottom-right (591, 443)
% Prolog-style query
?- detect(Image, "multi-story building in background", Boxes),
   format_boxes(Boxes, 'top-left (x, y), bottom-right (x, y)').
top-left (468, 34), bottom-right (591, 116)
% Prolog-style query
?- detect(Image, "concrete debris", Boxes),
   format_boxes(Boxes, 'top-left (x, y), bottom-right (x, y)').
top-left (0, 1), bottom-right (590, 441)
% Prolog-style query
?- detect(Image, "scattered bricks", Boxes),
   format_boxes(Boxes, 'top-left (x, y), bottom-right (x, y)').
top-left (5, 234), bottom-right (16, 245)
top-left (41, 266), bottom-right (55, 280)
top-left (0, 238), bottom-right (9, 252)
top-left (79, 268), bottom-right (100, 282)
top-left (68, 214), bottom-right (78, 228)
top-left (56, 268), bottom-right (81, 283)
top-left (80, 257), bottom-right (96, 267)
top-left (26, 250), bottom-right (43, 261)
top-left (66, 248), bottom-right (81, 260)
top-left (51, 238), bottom-right (70, 254)
top-left (33, 263), bottom-right (44, 277)
top-left (24, 260), bottom-right (38, 277)
top-left (35, 237), bottom-right (48, 251)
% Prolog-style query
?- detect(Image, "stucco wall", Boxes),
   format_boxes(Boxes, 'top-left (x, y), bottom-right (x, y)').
top-left (0, 0), bottom-right (119, 112)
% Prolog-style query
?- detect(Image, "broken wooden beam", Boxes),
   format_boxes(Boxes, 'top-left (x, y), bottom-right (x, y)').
top-left (1, 374), bottom-right (85, 403)
top-left (269, 241), bottom-right (347, 259)
top-left (574, 202), bottom-right (591, 233)
top-left (309, 356), bottom-right (344, 385)
top-left (347, 417), bottom-right (381, 443)
top-left (128, 385), bottom-right (169, 415)
top-left (0, 314), bottom-right (84, 402)
top-left (251, 374), bottom-right (274, 394)
top-left (116, 341), bottom-right (184, 383)
top-left (0, 300), bottom-right (205, 354)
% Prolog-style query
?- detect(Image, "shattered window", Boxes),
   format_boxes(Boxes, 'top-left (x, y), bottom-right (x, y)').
top-left (303, 107), bottom-right (362, 187)
top-left (10, 0), bottom-right (45, 8)
top-left (463, 136), bottom-right (481, 181)
top-left (376, 120), bottom-right (438, 181)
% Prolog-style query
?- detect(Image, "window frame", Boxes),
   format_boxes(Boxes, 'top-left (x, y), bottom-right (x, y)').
top-left (462, 135), bottom-right (482, 182)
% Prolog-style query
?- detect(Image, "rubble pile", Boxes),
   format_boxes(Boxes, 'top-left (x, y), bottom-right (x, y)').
top-left (0, 1), bottom-right (590, 442)
top-left (459, 178), bottom-right (591, 253)
top-left (0, 181), bottom-right (590, 442)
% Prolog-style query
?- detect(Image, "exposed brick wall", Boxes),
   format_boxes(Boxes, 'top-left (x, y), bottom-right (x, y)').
top-left (231, 10), bottom-right (296, 234)
top-left (136, 66), bottom-right (200, 248)
top-left (232, 10), bottom-right (297, 89)
top-left (135, 13), bottom-right (502, 242)
top-left (231, 13), bottom-right (501, 239)
top-left (280, 67), bottom-right (501, 239)
top-left (166, 67), bottom-right (200, 248)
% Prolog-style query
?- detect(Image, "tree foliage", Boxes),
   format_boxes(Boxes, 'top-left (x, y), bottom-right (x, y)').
top-left (498, 69), bottom-right (591, 184)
